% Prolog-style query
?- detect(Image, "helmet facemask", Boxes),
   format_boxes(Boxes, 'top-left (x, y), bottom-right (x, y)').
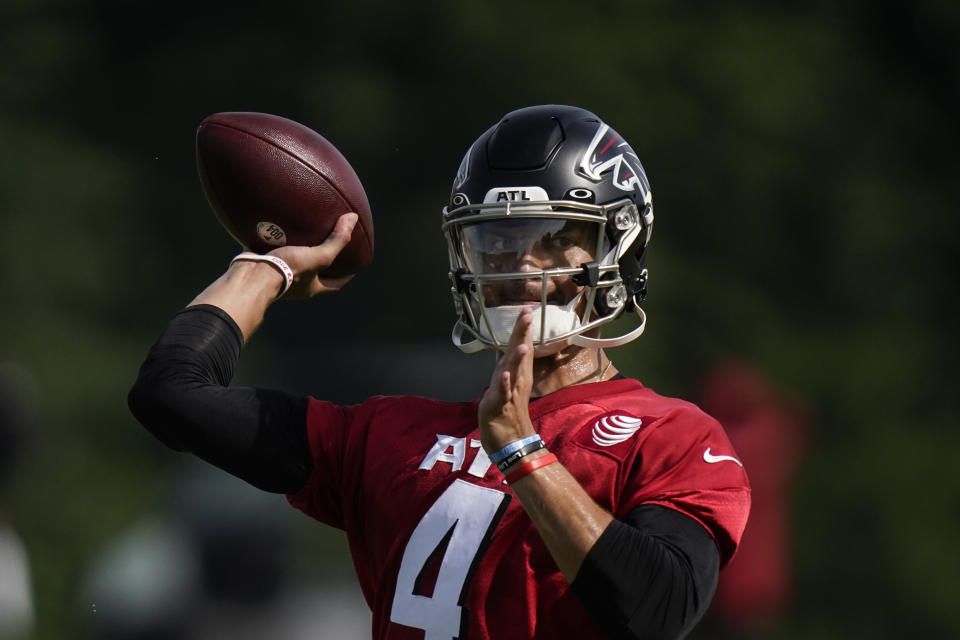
top-left (444, 198), bottom-right (651, 356)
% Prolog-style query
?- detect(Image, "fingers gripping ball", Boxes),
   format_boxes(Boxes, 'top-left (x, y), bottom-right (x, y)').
top-left (196, 112), bottom-right (374, 277)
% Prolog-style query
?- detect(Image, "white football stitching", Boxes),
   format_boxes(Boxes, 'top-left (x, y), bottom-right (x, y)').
top-left (592, 415), bottom-right (643, 447)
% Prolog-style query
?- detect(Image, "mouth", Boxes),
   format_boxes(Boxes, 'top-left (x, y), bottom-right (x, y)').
top-left (485, 279), bottom-right (574, 307)
top-left (503, 296), bottom-right (566, 306)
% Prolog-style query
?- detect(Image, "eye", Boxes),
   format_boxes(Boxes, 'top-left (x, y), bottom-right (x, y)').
top-left (548, 234), bottom-right (575, 250)
top-left (488, 236), bottom-right (512, 252)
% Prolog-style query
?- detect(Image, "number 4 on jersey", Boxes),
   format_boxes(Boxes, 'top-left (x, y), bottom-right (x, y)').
top-left (390, 480), bottom-right (510, 639)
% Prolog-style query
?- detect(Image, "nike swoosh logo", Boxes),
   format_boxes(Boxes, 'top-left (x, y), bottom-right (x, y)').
top-left (703, 447), bottom-right (743, 466)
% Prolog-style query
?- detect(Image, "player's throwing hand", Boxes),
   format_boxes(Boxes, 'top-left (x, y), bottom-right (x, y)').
top-left (187, 212), bottom-right (359, 340)
top-left (270, 212), bottom-right (359, 299)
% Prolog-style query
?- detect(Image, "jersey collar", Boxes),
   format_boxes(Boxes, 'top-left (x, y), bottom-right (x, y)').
top-left (526, 377), bottom-right (644, 420)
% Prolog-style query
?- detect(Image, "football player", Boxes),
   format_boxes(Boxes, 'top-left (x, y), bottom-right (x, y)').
top-left (129, 105), bottom-right (750, 640)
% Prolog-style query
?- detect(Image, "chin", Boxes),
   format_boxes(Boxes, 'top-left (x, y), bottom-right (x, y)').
top-left (532, 340), bottom-right (580, 359)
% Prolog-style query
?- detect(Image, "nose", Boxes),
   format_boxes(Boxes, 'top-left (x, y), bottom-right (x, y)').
top-left (516, 241), bottom-right (554, 272)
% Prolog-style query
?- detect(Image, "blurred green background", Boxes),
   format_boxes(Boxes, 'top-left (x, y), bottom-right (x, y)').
top-left (1, 0), bottom-right (957, 638)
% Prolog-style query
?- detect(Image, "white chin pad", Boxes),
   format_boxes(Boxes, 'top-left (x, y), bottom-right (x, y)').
top-left (478, 304), bottom-right (581, 348)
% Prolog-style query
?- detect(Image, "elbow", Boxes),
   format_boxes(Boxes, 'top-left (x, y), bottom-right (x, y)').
top-left (600, 602), bottom-right (695, 640)
top-left (127, 376), bottom-right (189, 452)
top-left (613, 559), bottom-right (716, 640)
top-left (572, 512), bottom-right (719, 640)
top-left (596, 587), bottom-right (707, 640)
top-left (623, 612), bottom-right (697, 640)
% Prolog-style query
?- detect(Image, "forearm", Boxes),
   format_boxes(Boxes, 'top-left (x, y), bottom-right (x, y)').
top-left (188, 260), bottom-right (286, 341)
top-left (507, 450), bottom-right (613, 582)
top-left (506, 448), bottom-right (719, 640)
top-left (479, 308), bottom-right (719, 637)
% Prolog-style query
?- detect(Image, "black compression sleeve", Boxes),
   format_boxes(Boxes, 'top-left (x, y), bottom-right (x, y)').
top-left (127, 305), bottom-right (313, 493)
top-left (571, 505), bottom-right (720, 640)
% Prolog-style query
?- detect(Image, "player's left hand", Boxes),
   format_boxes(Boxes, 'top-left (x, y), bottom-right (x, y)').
top-left (478, 308), bottom-right (537, 453)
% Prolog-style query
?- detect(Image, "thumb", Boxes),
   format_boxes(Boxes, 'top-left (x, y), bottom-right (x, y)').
top-left (320, 212), bottom-right (359, 254)
top-left (299, 212), bottom-right (359, 272)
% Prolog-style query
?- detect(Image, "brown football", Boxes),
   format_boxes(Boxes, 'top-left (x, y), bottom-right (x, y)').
top-left (196, 111), bottom-right (374, 277)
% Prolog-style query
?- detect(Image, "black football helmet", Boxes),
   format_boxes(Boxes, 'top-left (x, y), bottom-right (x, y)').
top-left (442, 105), bottom-right (654, 355)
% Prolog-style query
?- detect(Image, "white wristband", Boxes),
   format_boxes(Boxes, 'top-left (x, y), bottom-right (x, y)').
top-left (229, 252), bottom-right (294, 298)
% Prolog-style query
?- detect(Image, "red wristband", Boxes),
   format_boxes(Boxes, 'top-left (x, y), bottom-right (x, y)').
top-left (504, 453), bottom-right (558, 484)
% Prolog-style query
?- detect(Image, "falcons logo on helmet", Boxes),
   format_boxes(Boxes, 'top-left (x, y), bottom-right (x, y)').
top-left (453, 142), bottom-right (474, 190)
top-left (579, 124), bottom-right (651, 202)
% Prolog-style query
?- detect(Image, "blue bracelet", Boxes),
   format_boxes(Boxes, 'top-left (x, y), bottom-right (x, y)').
top-left (489, 434), bottom-right (542, 464)
top-left (496, 438), bottom-right (547, 472)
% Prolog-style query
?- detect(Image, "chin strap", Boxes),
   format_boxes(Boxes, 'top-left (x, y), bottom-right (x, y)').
top-left (569, 308), bottom-right (646, 348)
top-left (452, 320), bottom-right (487, 354)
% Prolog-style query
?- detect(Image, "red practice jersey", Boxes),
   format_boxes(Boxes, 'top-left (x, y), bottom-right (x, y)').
top-left (287, 377), bottom-right (751, 639)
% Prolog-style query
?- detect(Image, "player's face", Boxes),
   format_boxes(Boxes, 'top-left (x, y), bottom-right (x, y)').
top-left (460, 218), bottom-right (597, 307)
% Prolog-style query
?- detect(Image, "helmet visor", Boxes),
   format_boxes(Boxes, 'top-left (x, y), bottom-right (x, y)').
top-left (459, 218), bottom-right (599, 274)
top-left (456, 217), bottom-right (605, 308)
